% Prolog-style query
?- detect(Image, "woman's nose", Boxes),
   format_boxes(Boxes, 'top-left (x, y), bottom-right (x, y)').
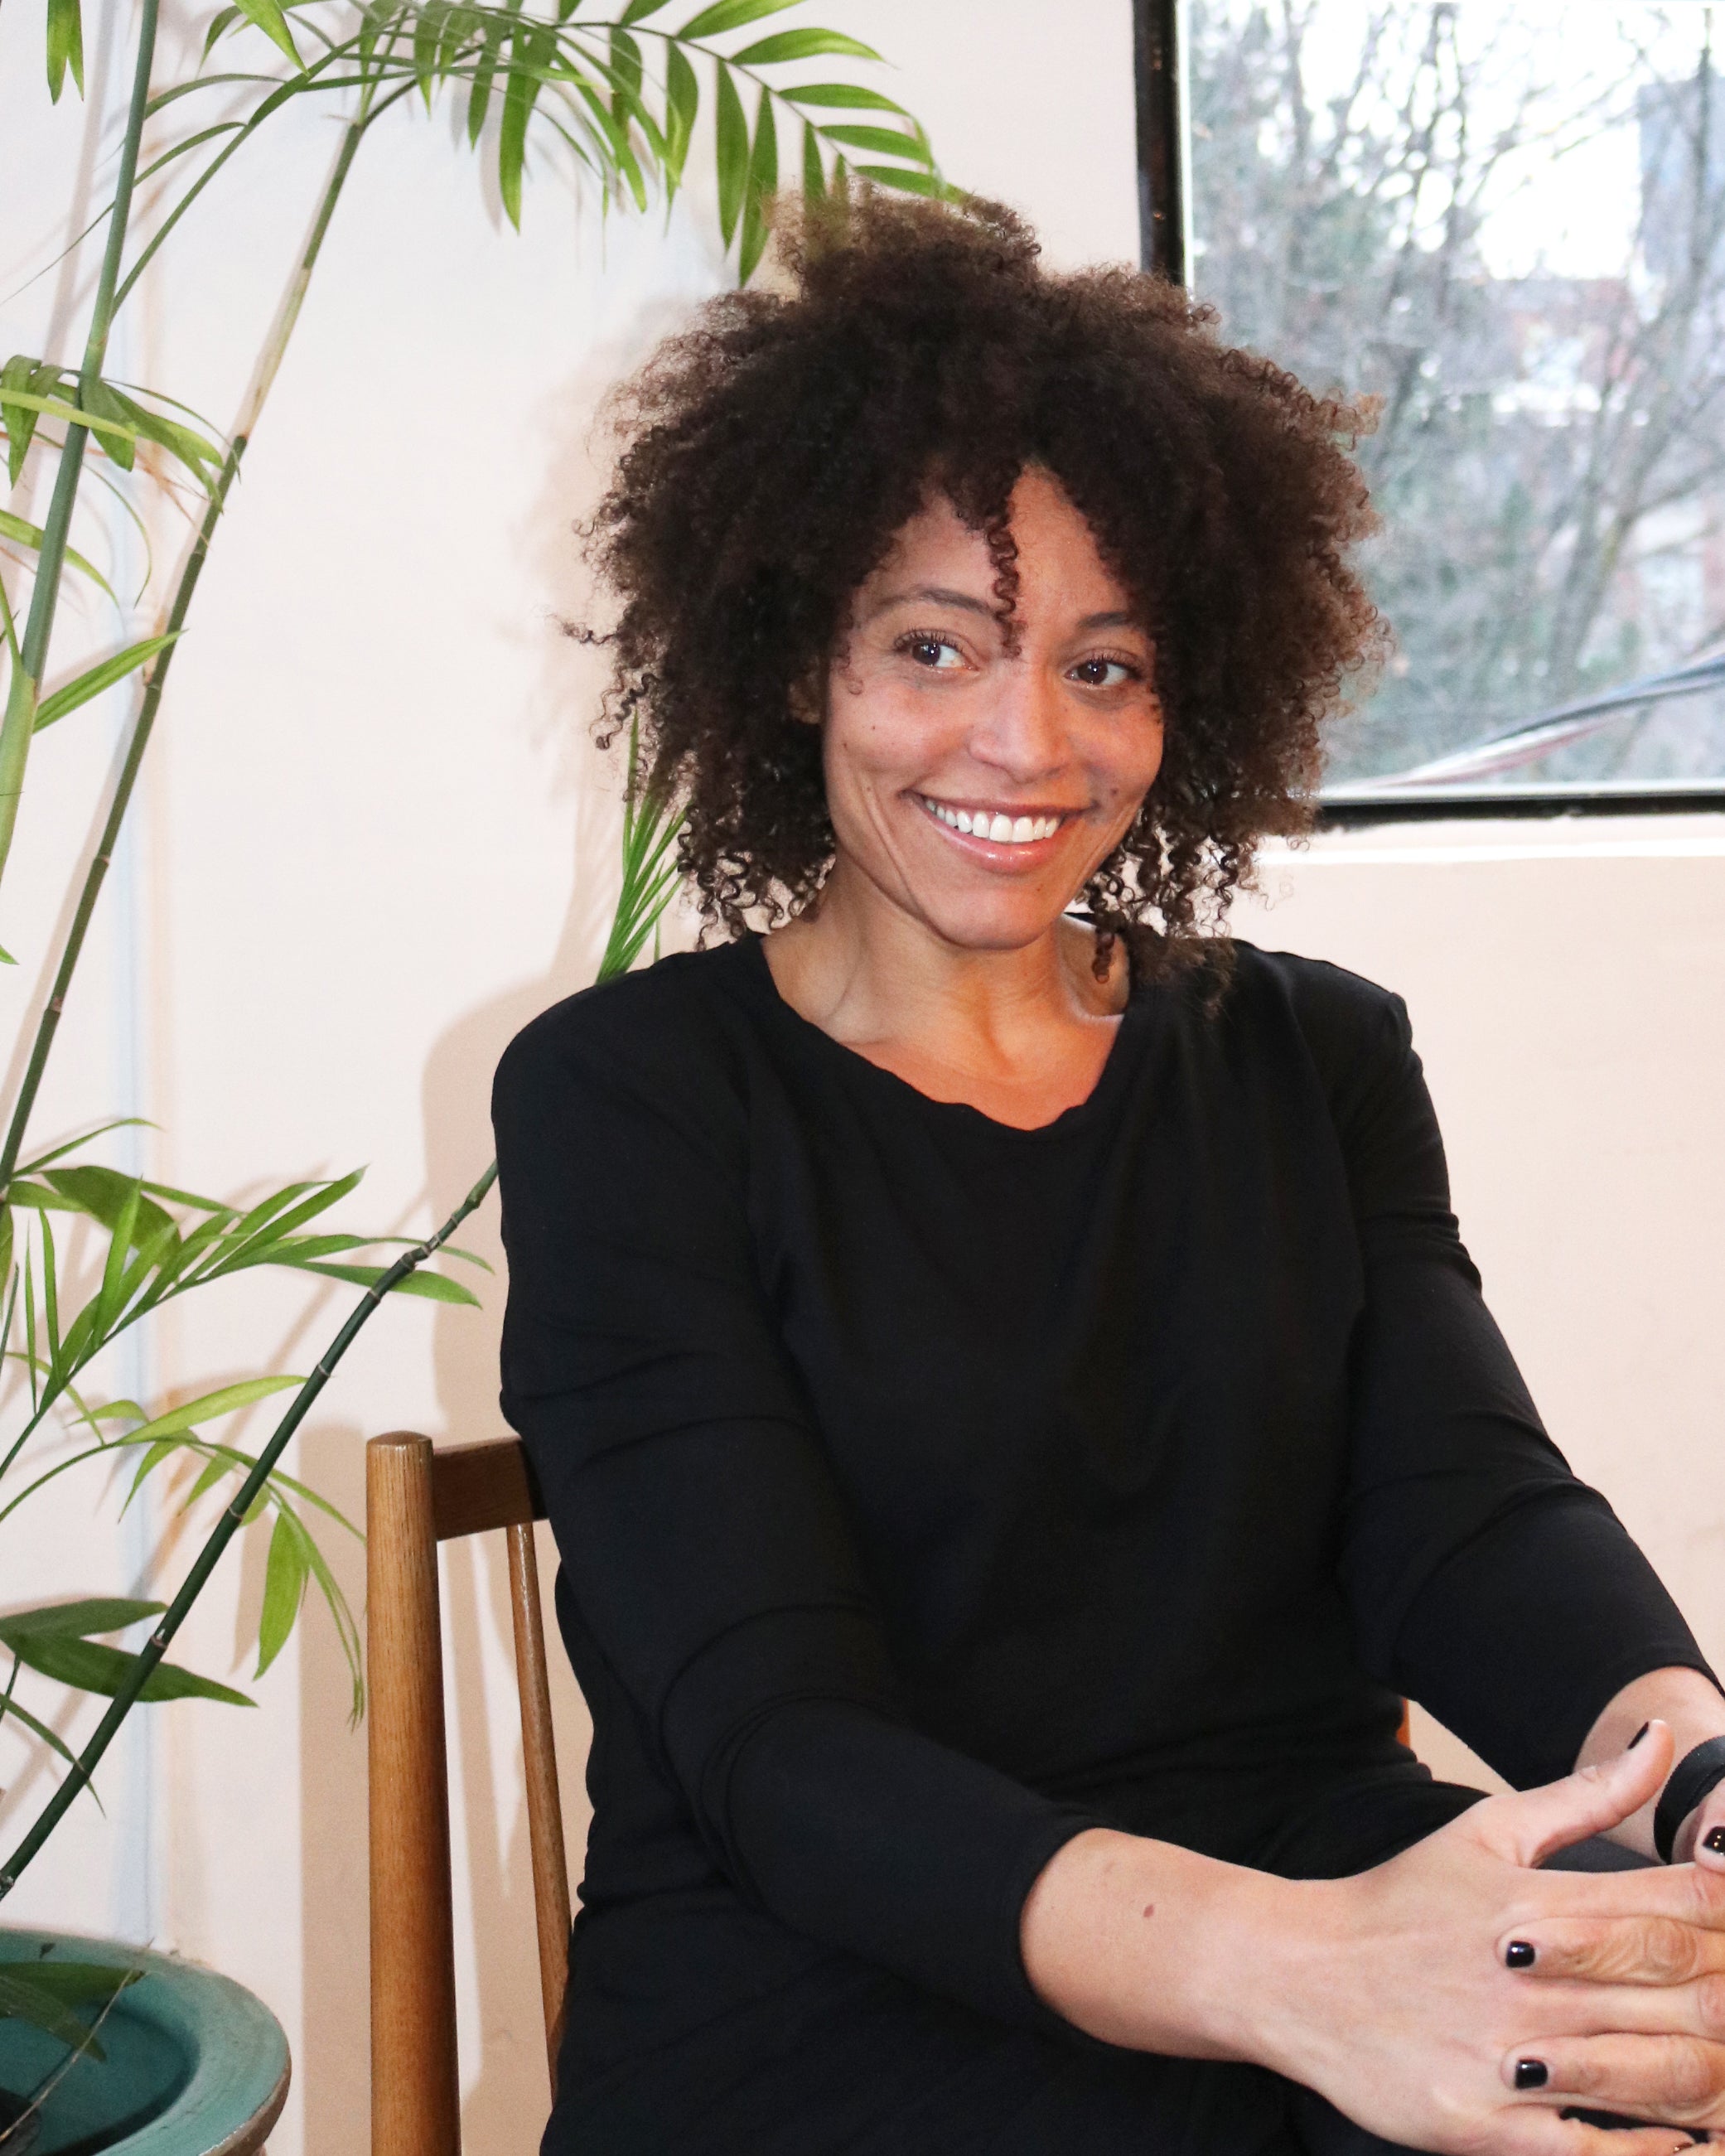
top-left (969, 666), bottom-right (1067, 781)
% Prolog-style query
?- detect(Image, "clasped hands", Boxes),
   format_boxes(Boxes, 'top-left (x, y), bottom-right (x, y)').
top-left (1260, 1723), bottom-right (1725, 2154)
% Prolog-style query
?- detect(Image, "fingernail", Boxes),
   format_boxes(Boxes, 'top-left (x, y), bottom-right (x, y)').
top-left (1515, 2059), bottom-right (1549, 2091)
top-left (1705, 1827), bottom-right (1725, 1856)
top-left (1628, 1722), bottom-right (1650, 1749)
top-left (1505, 1940), bottom-right (1536, 1969)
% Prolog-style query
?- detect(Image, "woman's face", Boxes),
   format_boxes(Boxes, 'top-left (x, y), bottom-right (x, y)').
top-left (821, 468), bottom-right (1164, 956)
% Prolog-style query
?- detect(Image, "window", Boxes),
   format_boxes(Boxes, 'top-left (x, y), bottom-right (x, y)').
top-left (1135, 0), bottom-right (1725, 814)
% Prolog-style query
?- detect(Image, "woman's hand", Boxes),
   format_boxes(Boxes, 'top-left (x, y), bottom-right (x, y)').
top-left (1242, 1726), bottom-right (1725, 2153)
top-left (1022, 1726), bottom-right (1725, 2154)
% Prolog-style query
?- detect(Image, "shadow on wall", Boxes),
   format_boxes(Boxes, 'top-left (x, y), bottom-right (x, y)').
top-left (298, 317), bottom-right (708, 2156)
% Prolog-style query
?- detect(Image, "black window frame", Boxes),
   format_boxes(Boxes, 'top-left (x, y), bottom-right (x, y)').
top-left (1131, 0), bottom-right (1725, 827)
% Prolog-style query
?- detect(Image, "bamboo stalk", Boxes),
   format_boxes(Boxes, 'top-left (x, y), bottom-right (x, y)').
top-left (0, 0), bottom-right (162, 905)
top-left (0, 113), bottom-right (370, 1188)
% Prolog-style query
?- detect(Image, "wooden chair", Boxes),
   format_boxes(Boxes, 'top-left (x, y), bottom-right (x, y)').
top-left (366, 1431), bottom-right (573, 2156)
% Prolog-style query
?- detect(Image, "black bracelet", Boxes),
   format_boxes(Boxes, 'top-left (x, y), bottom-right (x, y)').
top-left (1654, 1735), bottom-right (1725, 1862)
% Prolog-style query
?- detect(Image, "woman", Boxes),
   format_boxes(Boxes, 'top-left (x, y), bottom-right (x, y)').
top-left (493, 195), bottom-right (1725, 2155)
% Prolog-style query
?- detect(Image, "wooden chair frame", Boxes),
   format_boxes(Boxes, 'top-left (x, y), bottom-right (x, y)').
top-left (367, 1432), bottom-right (572, 2156)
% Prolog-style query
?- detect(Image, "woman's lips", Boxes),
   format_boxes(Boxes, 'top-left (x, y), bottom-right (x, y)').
top-left (911, 790), bottom-right (1080, 867)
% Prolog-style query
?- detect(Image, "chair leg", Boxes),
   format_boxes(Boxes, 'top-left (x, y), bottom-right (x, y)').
top-left (368, 1433), bottom-right (461, 2156)
top-left (506, 1520), bottom-right (573, 2090)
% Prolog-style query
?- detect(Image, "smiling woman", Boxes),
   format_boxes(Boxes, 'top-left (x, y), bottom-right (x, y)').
top-left (494, 191), bottom-right (1725, 2156)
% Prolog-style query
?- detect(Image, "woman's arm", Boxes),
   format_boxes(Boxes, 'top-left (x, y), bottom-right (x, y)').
top-left (1022, 1729), bottom-right (1725, 2153)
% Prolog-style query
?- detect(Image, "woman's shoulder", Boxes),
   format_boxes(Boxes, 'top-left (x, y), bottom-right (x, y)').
top-left (494, 940), bottom-right (762, 1119)
top-left (1212, 940), bottom-right (1416, 1095)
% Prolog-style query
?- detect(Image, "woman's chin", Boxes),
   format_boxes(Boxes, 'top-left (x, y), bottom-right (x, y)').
top-left (911, 890), bottom-right (1078, 956)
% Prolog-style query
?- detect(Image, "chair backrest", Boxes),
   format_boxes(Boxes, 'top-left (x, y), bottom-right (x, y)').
top-left (366, 1431), bottom-right (571, 2156)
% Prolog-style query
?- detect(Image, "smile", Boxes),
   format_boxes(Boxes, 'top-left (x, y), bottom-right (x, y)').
top-left (914, 795), bottom-right (1072, 846)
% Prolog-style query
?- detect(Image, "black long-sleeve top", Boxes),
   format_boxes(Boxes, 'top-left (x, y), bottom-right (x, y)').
top-left (494, 935), bottom-right (1713, 2155)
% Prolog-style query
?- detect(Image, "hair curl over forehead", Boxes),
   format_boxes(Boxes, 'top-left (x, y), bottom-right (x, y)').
top-left (587, 190), bottom-right (1382, 973)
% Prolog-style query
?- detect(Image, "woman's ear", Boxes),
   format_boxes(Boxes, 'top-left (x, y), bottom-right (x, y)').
top-left (787, 666), bottom-right (826, 728)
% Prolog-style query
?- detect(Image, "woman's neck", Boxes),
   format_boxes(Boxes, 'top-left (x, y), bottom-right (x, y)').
top-left (761, 863), bottom-right (1131, 1128)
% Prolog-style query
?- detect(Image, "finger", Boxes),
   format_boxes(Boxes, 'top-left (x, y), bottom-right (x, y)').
top-left (1500, 1918), bottom-right (1725, 1986)
top-left (1476, 1726), bottom-right (1676, 1870)
top-left (1504, 2033), bottom-right (1725, 2126)
top-left (1492, 2104), bottom-right (1705, 2156)
top-left (1515, 1971), bottom-right (1725, 2042)
top-left (1691, 1790), bottom-right (1725, 1875)
top-left (1501, 1865), bottom-right (1725, 1941)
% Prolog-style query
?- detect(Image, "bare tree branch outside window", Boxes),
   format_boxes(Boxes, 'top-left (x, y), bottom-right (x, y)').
top-left (1188, 0), bottom-right (1725, 789)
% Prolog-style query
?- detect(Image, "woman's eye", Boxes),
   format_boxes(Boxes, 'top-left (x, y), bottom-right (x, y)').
top-left (904, 636), bottom-right (964, 670)
top-left (1071, 657), bottom-right (1136, 689)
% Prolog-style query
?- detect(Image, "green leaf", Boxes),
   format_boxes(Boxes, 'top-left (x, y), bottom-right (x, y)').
top-left (118, 1375), bottom-right (303, 1450)
top-left (5, 1962), bottom-right (143, 2010)
top-left (5, 1631), bottom-right (254, 1707)
top-left (737, 81), bottom-right (776, 284)
top-left (201, 6), bottom-right (245, 62)
top-left (101, 387), bottom-right (224, 491)
top-left (0, 1691), bottom-right (87, 1782)
top-left (80, 379), bottom-right (134, 472)
top-left (297, 1260), bottom-right (481, 1305)
top-left (779, 82), bottom-right (908, 112)
top-left (0, 510), bottom-right (120, 607)
top-left (619, 0), bottom-right (669, 19)
top-left (850, 164), bottom-right (952, 199)
top-left (40, 1210), bottom-right (60, 1373)
top-left (186, 1453), bottom-right (230, 1506)
top-left (0, 1598), bottom-right (163, 1641)
top-left (45, 0), bottom-right (85, 102)
top-left (1, 356), bottom-right (61, 486)
top-left (123, 1437), bottom-right (180, 1509)
top-left (677, 0), bottom-right (800, 38)
top-left (12, 1117), bottom-right (152, 1181)
top-left (498, 27), bottom-right (548, 228)
top-left (228, 0), bottom-right (301, 63)
top-left (801, 118), bottom-right (824, 201)
top-left (817, 123), bottom-right (927, 160)
top-left (714, 60), bottom-right (747, 246)
top-left (412, 0), bottom-right (447, 100)
top-left (466, 12), bottom-right (506, 144)
top-left (0, 1205), bottom-right (12, 1297)
top-left (730, 27), bottom-right (877, 65)
top-left (92, 1177), bottom-right (142, 1338)
top-left (0, 1970), bottom-right (108, 2054)
top-left (255, 1509), bottom-right (308, 1676)
top-left (663, 37), bottom-right (698, 187)
top-left (43, 1165), bottom-right (176, 1250)
top-left (609, 24), bottom-right (642, 120)
top-left (35, 635), bottom-right (180, 732)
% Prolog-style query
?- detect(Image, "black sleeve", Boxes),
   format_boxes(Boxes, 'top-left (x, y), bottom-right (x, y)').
top-left (1322, 979), bottom-right (1718, 1789)
top-left (492, 984), bottom-right (1095, 2030)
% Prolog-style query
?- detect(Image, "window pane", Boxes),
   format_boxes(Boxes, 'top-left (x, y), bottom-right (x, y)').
top-left (1188, 0), bottom-right (1725, 793)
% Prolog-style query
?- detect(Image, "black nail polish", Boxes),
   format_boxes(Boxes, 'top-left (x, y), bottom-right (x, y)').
top-left (1706, 1827), bottom-right (1725, 1856)
top-left (1629, 1722), bottom-right (1650, 1749)
top-left (1505, 1940), bottom-right (1536, 1969)
top-left (1515, 2059), bottom-right (1549, 2091)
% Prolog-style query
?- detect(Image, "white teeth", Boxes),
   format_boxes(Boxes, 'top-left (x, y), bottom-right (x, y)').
top-left (917, 796), bottom-right (1065, 844)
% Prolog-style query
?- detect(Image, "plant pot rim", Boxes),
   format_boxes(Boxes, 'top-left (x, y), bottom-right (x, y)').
top-left (0, 1925), bottom-right (289, 2155)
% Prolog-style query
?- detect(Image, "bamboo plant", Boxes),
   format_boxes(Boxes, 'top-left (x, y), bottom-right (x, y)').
top-left (0, 0), bottom-right (943, 1913)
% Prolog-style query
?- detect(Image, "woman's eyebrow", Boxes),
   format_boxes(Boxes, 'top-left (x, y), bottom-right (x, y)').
top-left (863, 587), bottom-right (1146, 636)
top-left (864, 583), bottom-right (994, 621)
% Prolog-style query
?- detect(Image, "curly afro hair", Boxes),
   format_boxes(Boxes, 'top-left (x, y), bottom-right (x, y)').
top-left (587, 189), bottom-right (1382, 975)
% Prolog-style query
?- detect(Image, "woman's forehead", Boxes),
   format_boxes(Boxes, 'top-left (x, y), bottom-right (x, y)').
top-left (856, 474), bottom-right (1140, 626)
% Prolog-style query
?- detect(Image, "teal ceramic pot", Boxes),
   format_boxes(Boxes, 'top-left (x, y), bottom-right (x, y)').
top-left (0, 1928), bottom-right (288, 2155)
